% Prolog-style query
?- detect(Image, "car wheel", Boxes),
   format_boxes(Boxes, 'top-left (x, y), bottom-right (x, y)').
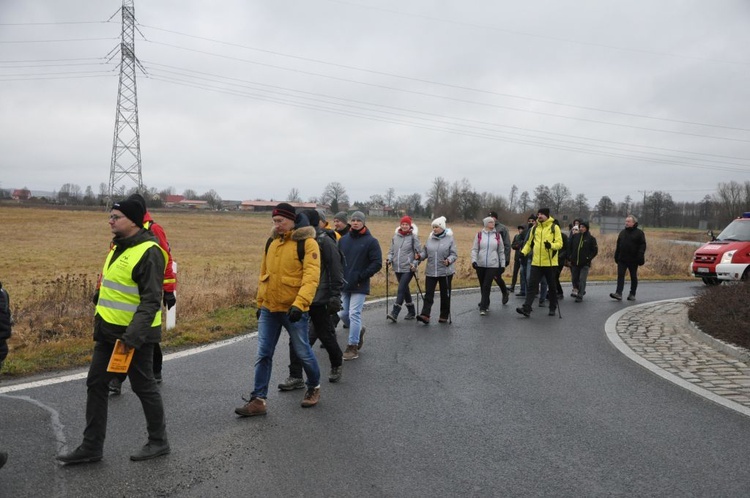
top-left (702, 277), bottom-right (721, 286)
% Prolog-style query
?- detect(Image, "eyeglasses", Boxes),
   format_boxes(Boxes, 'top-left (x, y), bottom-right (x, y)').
top-left (109, 214), bottom-right (124, 221)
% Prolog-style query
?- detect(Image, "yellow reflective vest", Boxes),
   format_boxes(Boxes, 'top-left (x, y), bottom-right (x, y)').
top-left (96, 241), bottom-right (167, 327)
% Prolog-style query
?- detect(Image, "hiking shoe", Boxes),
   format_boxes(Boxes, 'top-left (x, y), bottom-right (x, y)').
top-left (548, 307), bottom-right (556, 316)
top-left (416, 314), bottom-right (430, 324)
top-left (328, 365), bottom-right (343, 383)
top-left (509, 286), bottom-right (515, 293)
top-left (108, 378), bottom-right (122, 395)
top-left (438, 316), bottom-right (449, 324)
top-left (57, 445), bottom-right (103, 465)
top-left (480, 309), bottom-right (487, 316)
top-left (404, 304), bottom-right (416, 320)
top-left (301, 386), bottom-right (321, 408)
top-left (610, 292), bottom-right (622, 301)
top-left (358, 327), bottom-right (366, 350)
top-left (571, 289), bottom-right (578, 297)
top-left (130, 440), bottom-right (171, 461)
top-left (278, 376), bottom-right (305, 391)
top-left (575, 296), bottom-right (583, 303)
top-left (235, 397), bottom-right (267, 417)
top-left (386, 313), bottom-right (397, 323)
top-left (502, 291), bottom-right (510, 305)
top-left (343, 344), bottom-right (359, 361)
top-left (627, 294), bottom-right (636, 301)
top-left (516, 307), bottom-right (531, 317)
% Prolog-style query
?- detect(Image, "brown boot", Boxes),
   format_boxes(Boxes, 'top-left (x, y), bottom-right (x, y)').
top-left (301, 386), bottom-right (320, 407)
top-left (235, 397), bottom-right (267, 417)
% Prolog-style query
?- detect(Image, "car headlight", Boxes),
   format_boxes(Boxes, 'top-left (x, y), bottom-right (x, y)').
top-left (720, 250), bottom-right (736, 264)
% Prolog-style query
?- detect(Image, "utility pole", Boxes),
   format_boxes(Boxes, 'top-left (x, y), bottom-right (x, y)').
top-left (637, 190), bottom-right (651, 224)
top-left (108, 0), bottom-right (145, 202)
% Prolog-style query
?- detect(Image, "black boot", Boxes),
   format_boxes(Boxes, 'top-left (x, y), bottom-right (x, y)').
top-left (404, 303), bottom-right (416, 320)
top-left (386, 304), bottom-right (401, 323)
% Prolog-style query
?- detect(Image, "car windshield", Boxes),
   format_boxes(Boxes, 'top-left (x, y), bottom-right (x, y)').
top-left (716, 219), bottom-right (750, 242)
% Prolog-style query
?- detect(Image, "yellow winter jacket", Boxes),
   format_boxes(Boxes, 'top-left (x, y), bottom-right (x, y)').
top-left (521, 217), bottom-right (563, 267)
top-left (256, 225), bottom-right (320, 312)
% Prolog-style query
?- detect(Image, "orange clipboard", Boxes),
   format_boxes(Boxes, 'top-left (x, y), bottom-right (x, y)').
top-left (106, 339), bottom-right (135, 373)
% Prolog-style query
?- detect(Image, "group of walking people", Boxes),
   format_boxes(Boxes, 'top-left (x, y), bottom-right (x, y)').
top-left (6, 199), bottom-right (643, 468)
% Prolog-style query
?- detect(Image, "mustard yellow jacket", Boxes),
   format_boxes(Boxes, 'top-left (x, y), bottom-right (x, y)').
top-left (521, 217), bottom-right (563, 267)
top-left (257, 225), bottom-right (320, 312)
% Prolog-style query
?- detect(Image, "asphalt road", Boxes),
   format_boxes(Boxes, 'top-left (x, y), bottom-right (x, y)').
top-left (2, 281), bottom-right (750, 497)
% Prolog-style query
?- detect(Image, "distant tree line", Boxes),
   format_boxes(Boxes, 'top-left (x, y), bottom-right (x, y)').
top-left (3, 180), bottom-right (748, 229)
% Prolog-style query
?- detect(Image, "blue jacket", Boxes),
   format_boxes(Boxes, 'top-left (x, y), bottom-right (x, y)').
top-left (339, 226), bottom-right (383, 294)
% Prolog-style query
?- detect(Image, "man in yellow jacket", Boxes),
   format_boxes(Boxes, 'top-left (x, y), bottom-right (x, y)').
top-left (235, 203), bottom-right (322, 417)
top-left (516, 208), bottom-right (563, 318)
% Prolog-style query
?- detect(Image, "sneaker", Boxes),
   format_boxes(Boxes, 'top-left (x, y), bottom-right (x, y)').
top-left (404, 305), bottom-right (416, 320)
top-left (438, 316), bottom-right (449, 324)
top-left (610, 292), bottom-right (622, 301)
top-left (480, 309), bottom-right (487, 316)
top-left (328, 365), bottom-right (343, 383)
top-left (516, 307), bottom-right (531, 317)
top-left (548, 307), bottom-right (556, 316)
top-left (538, 300), bottom-right (547, 307)
top-left (130, 441), bottom-right (171, 461)
top-left (571, 289), bottom-right (578, 298)
top-left (416, 314), bottom-right (430, 324)
top-left (235, 397), bottom-right (267, 417)
top-left (627, 294), bottom-right (636, 301)
top-left (509, 286), bottom-right (515, 293)
top-left (278, 376), bottom-right (305, 391)
top-left (358, 327), bottom-right (366, 350)
top-left (343, 344), bottom-right (359, 361)
top-left (575, 296), bottom-right (583, 303)
top-left (502, 291), bottom-right (510, 305)
top-left (301, 386), bottom-right (321, 408)
top-left (108, 377), bottom-right (123, 395)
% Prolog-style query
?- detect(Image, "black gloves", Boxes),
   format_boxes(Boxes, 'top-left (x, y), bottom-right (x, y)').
top-left (472, 262), bottom-right (478, 269)
top-left (327, 297), bottom-right (342, 315)
top-left (256, 308), bottom-right (261, 320)
top-left (544, 241), bottom-right (551, 249)
top-left (162, 292), bottom-right (176, 310)
top-left (92, 290), bottom-right (99, 305)
top-left (499, 267), bottom-right (505, 273)
top-left (288, 306), bottom-right (303, 322)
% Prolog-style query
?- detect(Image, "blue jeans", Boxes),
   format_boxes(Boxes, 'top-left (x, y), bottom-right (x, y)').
top-left (339, 292), bottom-right (366, 346)
top-left (252, 308), bottom-right (320, 399)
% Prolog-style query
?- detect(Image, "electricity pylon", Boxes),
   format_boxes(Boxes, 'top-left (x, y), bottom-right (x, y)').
top-left (108, 0), bottom-right (145, 201)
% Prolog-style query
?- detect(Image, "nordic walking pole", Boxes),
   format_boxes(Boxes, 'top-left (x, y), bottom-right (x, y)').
top-left (385, 261), bottom-right (390, 318)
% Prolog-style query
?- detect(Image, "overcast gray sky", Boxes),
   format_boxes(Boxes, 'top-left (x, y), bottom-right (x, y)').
top-left (1, 0), bottom-right (749, 206)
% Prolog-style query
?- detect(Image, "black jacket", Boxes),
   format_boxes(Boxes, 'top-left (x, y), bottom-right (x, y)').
top-left (569, 232), bottom-right (599, 267)
top-left (312, 228), bottom-right (344, 306)
top-left (0, 283), bottom-right (11, 340)
top-left (615, 225), bottom-right (647, 265)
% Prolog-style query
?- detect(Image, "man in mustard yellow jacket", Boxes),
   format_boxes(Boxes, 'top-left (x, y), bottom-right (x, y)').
top-left (235, 203), bottom-right (322, 417)
top-left (516, 208), bottom-right (563, 318)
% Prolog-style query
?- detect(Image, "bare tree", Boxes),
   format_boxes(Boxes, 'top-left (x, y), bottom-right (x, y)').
top-left (713, 181), bottom-right (747, 221)
top-left (549, 183), bottom-right (572, 215)
top-left (287, 188), bottom-right (302, 203)
top-left (182, 189), bottom-right (198, 199)
top-left (426, 177), bottom-right (450, 217)
top-left (201, 189), bottom-right (223, 210)
top-left (595, 196), bottom-right (614, 216)
top-left (384, 187), bottom-right (395, 207)
top-left (508, 184), bottom-right (518, 212)
top-left (646, 191), bottom-right (674, 227)
top-left (573, 193), bottom-right (589, 218)
top-left (518, 191), bottom-right (531, 213)
top-left (532, 184), bottom-right (553, 209)
top-left (320, 182), bottom-right (349, 213)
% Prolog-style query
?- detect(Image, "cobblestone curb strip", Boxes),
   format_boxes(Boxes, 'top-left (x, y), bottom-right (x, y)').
top-left (605, 297), bottom-right (750, 418)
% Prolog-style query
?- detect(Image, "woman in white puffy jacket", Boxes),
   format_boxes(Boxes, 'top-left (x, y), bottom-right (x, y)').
top-left (471, 216), bottom-right (506, 315)
top-left (414, 216), bottom-right (457, 324)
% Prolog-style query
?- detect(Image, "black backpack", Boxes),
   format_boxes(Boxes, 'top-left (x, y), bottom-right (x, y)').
top-left (265, 237), bottom-right (315, 262)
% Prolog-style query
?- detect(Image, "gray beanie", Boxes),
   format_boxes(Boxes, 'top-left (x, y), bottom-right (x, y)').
top-left (350, 211), bottom-right (366, 223)
top-left (334, 211), bottom-right (348, 223)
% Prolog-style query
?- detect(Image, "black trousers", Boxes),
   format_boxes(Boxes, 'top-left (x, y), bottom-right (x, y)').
top-left (616, 261), bottom-right (639, 295)
top-left (288, 304), bottom-right (343, 378)
top-left (476, 267), bottom-right (496, 310)
top-left (420, 275), bottom-right (453, 319)
top-left (83, 341), bottom-right (167, 452)
top-left (523, 266), bottom-right (559, 311)
top-left (114, 342), bottom-right (163, 383)
top-left (492, 267), bottom-right (508, 293)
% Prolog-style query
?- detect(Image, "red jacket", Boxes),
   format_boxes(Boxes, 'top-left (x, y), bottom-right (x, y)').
top-left (143, 211), bottom-right (176, 293)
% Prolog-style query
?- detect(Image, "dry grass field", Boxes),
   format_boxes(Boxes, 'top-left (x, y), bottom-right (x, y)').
top-left (0, 205), bottom-right (700, 377)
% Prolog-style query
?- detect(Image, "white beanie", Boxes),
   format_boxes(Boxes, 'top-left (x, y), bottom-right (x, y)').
top-left (483, 216), bottom-right (494, 227)
top-left (432, 216), bottom-right (447, 230)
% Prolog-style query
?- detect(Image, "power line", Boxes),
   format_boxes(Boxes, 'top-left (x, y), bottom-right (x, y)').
top-left (138, 23), bottom-right (750, 133)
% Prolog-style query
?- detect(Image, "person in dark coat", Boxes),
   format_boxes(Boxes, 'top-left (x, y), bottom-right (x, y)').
top-left (610, 215), bottom-right (647, 301)
top-left (568, 220), bottom-right (598, 302)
